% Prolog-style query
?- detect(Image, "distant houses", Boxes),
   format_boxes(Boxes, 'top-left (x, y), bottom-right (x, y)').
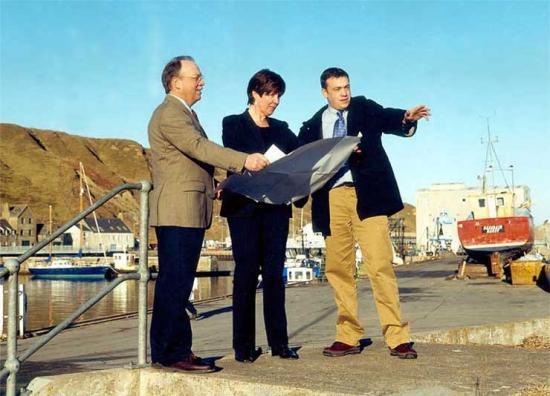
top-left (0, 200), bottom-right (134, 252)
top-left (0, 218), bottom-right (17, 247)
top-left (65, 218), bottom-right (135, 252)
top-left (1, 203), bottom-right (36, 246)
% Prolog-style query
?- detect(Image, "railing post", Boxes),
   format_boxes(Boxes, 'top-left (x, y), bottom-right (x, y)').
top-left (18, 284), bottom-right (27, 337)
top-left (4, 258), bottom-right (20, 396)
top-left (138, 180), bottom-right (151, 366)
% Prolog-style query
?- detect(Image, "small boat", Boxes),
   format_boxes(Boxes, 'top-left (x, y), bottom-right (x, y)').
top-left (283, 255), bottom-right (321, 284)
top-left (112, 252), bottom-right (137, 273)
top-left (285, 266), bottom-right (314, 284)
top-left (29, 259), bottom-right (116, 279)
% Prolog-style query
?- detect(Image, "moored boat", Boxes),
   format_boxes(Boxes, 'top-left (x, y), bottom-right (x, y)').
top-left (29, 259), bottom-right (116, 279)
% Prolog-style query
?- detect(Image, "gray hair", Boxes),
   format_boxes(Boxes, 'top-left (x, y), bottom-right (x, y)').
top-left (161, 55), bottom-right (195, 94)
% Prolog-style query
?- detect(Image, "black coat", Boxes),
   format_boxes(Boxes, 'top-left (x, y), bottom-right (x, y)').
top-left (298, 96), bottom-right (417, 236)
top-left (221, 110), bottom-right (300, 218)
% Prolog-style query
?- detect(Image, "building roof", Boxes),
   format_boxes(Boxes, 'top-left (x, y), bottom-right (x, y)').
top-left (0, 219), bottom-right (15, 234)
top-left (83, 218), bottom-right (132, 234)
top-left (8, 204), bottom-right (28, 218)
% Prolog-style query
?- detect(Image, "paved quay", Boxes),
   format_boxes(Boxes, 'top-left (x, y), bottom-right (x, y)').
top-left (3, 257), bottom-right (550, 394)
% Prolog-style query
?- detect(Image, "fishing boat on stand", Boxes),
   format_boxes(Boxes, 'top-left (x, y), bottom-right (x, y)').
top-left (457, 122), bottom-right (534, 277)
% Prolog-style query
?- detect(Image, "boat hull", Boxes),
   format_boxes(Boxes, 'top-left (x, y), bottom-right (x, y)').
top-left (457, 216), bottom-right (534, 261)
top-left (29, 265), bottom-right (115, 279)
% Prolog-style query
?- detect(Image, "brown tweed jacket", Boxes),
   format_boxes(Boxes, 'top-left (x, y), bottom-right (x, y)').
top-left (148, 95), bottom-right (246, 228)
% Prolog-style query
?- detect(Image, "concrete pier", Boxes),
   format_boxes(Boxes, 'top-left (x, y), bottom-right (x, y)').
top-left (3, 257), bottom-right (549, 394)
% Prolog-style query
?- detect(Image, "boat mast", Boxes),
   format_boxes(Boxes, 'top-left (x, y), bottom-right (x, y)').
top-left (48, 204), bottom-right (52, 259)
top-left (79, 162), bottom-right (84, 256)
top-left (80, 162), bottom-right (108, 262)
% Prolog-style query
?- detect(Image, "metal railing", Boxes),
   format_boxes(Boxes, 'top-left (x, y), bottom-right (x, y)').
top-left (0, 246), bottom-right (131, 256)
top-left (0, 181), bottom-right (151, 396)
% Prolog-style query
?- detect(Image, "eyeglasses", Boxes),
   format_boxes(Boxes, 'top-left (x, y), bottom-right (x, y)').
top-left (179, 74), bottom-right (204, 82)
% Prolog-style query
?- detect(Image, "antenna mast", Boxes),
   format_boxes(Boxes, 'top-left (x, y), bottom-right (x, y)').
top-left (79, 162), bottom-right (84, 254)
top-left (481, 117), bottom-right (510, 192)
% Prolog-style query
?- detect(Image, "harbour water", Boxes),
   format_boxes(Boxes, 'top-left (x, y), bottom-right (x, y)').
top-left (2, 275), bottom-right (233, 331)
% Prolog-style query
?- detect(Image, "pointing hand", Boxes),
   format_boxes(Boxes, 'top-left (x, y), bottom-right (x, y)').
top-left (405, 105), bottom-right (431, 122)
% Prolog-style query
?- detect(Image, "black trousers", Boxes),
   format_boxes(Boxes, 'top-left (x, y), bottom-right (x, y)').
top-left (227, 208), bottom-right (289, 352)
top-left (150, 226), bottom-right (205, 364)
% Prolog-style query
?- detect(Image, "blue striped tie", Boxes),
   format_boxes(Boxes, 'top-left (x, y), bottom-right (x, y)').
top-left (333, 111), bottom-right (346, 137)
top-left (328, 110), bottom-right (349, 188)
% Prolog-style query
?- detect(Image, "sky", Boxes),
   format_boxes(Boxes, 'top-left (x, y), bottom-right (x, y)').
top-left (1, 1), bottom-right (549, 223)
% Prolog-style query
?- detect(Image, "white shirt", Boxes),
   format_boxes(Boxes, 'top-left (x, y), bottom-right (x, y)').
top-left (321, 106), bottom-right (353, 186)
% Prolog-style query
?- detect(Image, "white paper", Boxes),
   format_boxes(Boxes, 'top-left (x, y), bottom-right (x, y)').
top-left (264, 144), bottom-right (286, 163)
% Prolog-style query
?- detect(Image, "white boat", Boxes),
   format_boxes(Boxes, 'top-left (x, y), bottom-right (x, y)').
top-left (286, 267), bottom-right (314, 284)
top-left (112, 252), bottom-right (137, 272)
top-left (283, 254), bottom-right (321, 284)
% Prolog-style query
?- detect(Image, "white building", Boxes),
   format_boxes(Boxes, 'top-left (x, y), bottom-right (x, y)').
top-left (65, 218), bottom-right (134, 252)
top-left (416, 183), bottom-right (530, 253)
top-left (286, 223), bottom-right (325, 250)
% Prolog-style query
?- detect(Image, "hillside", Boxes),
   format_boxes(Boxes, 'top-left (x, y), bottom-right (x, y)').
top-left (0, 123), bottom-right (150, 233)
top-left (0, 123), bottom-right (415, 242)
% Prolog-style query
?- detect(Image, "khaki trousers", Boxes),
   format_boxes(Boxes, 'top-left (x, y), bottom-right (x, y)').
top-left (324, 185), bottom-right (410, 348)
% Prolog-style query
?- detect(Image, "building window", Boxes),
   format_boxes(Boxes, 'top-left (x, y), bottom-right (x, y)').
top-left (478, 199), bottom-right (486, 208)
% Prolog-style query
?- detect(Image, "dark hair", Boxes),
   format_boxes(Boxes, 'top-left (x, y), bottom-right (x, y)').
top-left (161, 55), bottom-right (195, 94)
top-left (247, 69), bottom-right (286, 105)
top-left (320, 67), bottom-right (349, 89)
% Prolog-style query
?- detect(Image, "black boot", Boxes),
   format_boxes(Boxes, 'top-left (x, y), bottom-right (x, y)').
top-left (271, 345), bottom-right (299, 359)
top-left (235, 347), bottom-right (262, 363)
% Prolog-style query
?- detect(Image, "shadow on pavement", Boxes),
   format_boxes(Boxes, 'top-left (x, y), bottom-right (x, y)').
top-left (197, 305), bottom-right (233, 320)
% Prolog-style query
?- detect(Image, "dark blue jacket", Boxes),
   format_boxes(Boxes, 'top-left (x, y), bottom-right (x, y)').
top-left (298, 96), bottom-right (417, 236)
top-left (221, 110), bottom-right (300, 218)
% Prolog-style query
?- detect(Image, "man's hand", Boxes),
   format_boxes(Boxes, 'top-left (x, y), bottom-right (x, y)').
top-left (244, 153), bottom-right (270, 172)
top-left (404, 105), bottom-right (431, 122)
top-left (214, 179), bottom-right (223, 200)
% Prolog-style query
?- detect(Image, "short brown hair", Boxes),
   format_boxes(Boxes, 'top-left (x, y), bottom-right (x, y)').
top-left (247, 69), bottom-right (286, 105)
top-left (161, 55), bottom-right (195, 94)
top-left (320, 67), bottom-right (349, 89)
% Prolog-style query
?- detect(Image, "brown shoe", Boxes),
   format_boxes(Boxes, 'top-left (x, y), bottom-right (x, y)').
top-left (389, 343), bottom-right (417, 359)
top-left (160, 353), bottom-right (216, 373)
top-left (323, 341), bottom-right (361, 357)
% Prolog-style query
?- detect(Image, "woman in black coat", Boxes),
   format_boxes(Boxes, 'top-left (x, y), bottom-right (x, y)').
top-left (221, 69), bottom-right (299, 362)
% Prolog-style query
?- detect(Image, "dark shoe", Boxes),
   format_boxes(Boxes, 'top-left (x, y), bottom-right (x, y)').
top-left (160, 353), bottom-right (215, 372)
top-left (389, 342), bottom-right (417, 359)
top-left (271, 345), bottom-right (299, 359)
top-left (322, 341), bottom-right (361, 357)
top-left (235, 347), bottom-right (262, 363)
